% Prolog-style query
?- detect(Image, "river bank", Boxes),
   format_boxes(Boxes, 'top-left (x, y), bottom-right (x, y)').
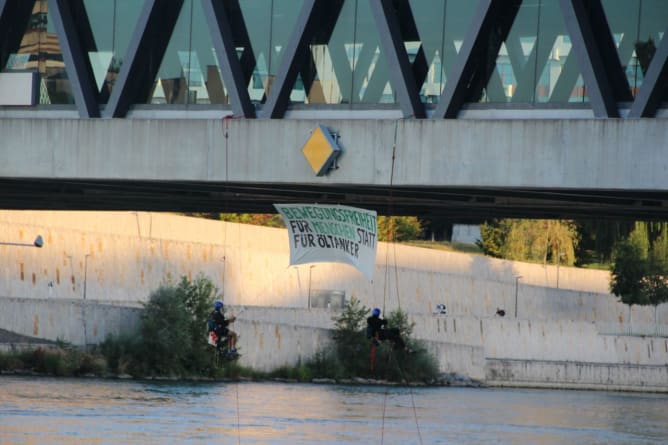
top-left (0, 326), bottom-right (482, 388)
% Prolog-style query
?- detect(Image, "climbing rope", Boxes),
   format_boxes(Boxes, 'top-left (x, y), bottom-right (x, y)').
top-left (382, 121), bottom-right (399, 314)
top-left (393, 352), bottom-right (423, 445)
top-left (223, 115), bottom-right (242, 445)
top-left (235, 382), bottom-right (241, 445)
top-left (379, 119), bottom-right (422, 445)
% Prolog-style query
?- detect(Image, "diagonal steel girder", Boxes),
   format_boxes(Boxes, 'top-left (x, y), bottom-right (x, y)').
top-left (559, 0), bottom-right (629, 117)
top-left (629, 25), bottom-right (668, 118)
top-left (369, 0), bottom-right (425, 118)
top-left (49, 0), bottom-right (100, 118)
top-left (105, 0), bottom-right (184, 118)
top-left (0, 0), bottom-right (36, 70)
top-left (262, 0), bottom-right (344, 118)
top-left (0, 0), bottom-right (664, 120)
top-left (202, 0), bottom-right (255, 118)
top-left (433, 0), bottom-right (521, 119)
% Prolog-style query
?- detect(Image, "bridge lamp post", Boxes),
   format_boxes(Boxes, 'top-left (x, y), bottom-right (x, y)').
top-left (556, 252), bottom-right (565, 289)
top-left (308, 265), bottom-right (316, 309)
top-left (82, 254), bottom-right (93, 350)
top-left (514, 276), bottom-right (523, 318)
top-left (0, 235), bottom-right (44, 248)
top-left (83, 254), bottom-right (92, 300)
top-left (65, 254), bottom-right (75, 292)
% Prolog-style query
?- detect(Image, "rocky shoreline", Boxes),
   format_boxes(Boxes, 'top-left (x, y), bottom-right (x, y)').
top-left (0, 368), bottom-right (483, 388)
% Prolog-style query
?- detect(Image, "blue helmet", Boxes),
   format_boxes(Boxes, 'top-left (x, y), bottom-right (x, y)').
top-left (372, 308), bottom-right (381, 317)
top-left (214, 300), bottom-right (223, 309)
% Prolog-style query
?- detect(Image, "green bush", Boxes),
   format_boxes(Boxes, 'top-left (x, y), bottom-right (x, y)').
top-left (331, 296), bottom-right (371, 377)
top-left (322, 298), bottom-right (440, 383)
top-left (269, 359), bottom-right (314, 381)
top-left (0, 352), bottom-right (25, 371)
top-left (306, 350), bottom-right (345, 380)
top-left (99, 274), bottom-right (223, 378)
top-left (0, 347), bottom-right (109, 377)
top-left (99, 333), bottom-right (140, 375)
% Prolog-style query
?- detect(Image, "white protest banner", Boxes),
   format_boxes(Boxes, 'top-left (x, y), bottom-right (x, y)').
top-left (274, 203), bottom-right (378, 280)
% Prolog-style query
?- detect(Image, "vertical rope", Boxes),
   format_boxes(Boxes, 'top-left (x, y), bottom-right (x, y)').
top-left (222, 117), bottom-right (231, 298)
top-left (382, 252), bottom-right (389, 314)
top-left (392, 352), bottom-right (423, 445)
top-left (381, 119), bottom-right (402, 442)
top-left (438, 0), bottom-right (447, 91)
top-left (267, 0), bottom-right (275, 96)
top-left (112, 0), bottom-right (117, 58)
top-left (393, 241), bottom-right (401, 311)
top-left (186, 0), bottom-right (195, 105)
top-left (222, 116), bottom-right (241, 445)
top-left (235, 382), bottom-right (241, 445)
top-left (350, 0), bottom-right (359, 104)
top-left (380, 389), bottom-right (388, 445)
top-left (633, 1), bottom-right (643, 95)
top-left (380, 120), bottom-right (423, 444)
top-left (383, 121), bottom-right (399, 313)
top-left (408, 388), bottom-right (423, 444)
top-left (532, 0), bottom-right (542, 103)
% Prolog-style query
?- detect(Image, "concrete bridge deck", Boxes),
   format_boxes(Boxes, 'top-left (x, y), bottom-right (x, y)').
top-left (2, 118), bottom-right (668, 220)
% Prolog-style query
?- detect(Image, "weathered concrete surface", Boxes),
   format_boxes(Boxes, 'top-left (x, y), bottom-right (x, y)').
top-left (486, 359), bottom-right (668, 393)
top-left (2, 118), bottom-right (668, 190)
top-left (1, 299), bottom-right (666, 390)
top-left (3, 210), bottom-right (660, 326)
top-left (0, 327), bottom-right (57, 353)
top-left (0, 297), bottom-right (141, 345)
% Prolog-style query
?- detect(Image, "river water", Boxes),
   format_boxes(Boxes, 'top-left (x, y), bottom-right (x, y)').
top-left (1, 376), bottom-right (666, 444)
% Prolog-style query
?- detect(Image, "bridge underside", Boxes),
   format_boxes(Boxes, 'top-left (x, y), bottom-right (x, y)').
top-left (3, 178), bottom-right (666, 221)
top-left (2, 117), bottom-right (668, 222)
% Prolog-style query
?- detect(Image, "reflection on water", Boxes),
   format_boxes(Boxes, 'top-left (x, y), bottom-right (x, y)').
top-left (1, 376), bottom-right (667, 444)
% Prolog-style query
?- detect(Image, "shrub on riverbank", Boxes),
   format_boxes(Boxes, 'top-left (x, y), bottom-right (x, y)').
top-left (0, 346), bottom-right (106, 377)
top-left (300, 297), bottom-right (440, 383)
top-left (100, 274), bottom-right (222, 378)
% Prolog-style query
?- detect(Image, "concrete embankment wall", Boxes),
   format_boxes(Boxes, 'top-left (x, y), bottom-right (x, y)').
top-left (2, 210), bottom-right (665, 326)
top-left (0, 297), bottom-right (142, 346)
top-left (1, 211), bottom-right (668, 391)
top-left (1, 298), bottom-right (666, 390)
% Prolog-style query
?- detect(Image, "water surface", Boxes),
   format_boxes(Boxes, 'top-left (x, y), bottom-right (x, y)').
top-left (1, 376), bottom-right (666, 444)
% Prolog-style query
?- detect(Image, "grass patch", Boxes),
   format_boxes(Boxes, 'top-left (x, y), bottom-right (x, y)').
top-left (0, 347), bottom-right (106, 377)
top-left (403, 240), bottom-right (483, 255)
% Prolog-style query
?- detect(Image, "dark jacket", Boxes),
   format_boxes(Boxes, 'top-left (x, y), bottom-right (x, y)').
top-left (209, 308), bottom-right (230, 335)
top-left (366, 315), bottom-right (387, 338)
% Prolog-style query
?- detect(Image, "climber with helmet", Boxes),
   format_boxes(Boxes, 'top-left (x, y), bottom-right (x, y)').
top-left (366, 307), bottom-right (407, 351)
top-left (208, 300), bottom-right (238, 358)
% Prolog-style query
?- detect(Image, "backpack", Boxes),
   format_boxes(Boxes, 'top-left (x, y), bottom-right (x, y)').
top-left (206, 318), bottom-right (217, 346)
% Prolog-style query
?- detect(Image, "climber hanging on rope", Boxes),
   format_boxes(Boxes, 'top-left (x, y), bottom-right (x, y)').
top-left (207, 300), bottom-right (239, 360)
top-left (366, 308), bottom-right (409, 352)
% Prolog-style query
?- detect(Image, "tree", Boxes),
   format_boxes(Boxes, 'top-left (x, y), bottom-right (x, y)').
top-left (220, 213), bottom-right (285, 227)
top-left (377, 216), bottom-right (423, 241)
top-left (610, 222), bottom-right (668, 307)
top-left (610, 238), bottom-right (647, 304)
top-left (116, 274), bottom-right (221, 377)
top-left (477, 219), bottom-right (505, 258)
top-left (477, 219), bottom-right (578, 265)
top-left (575, 220), bottom-right (634, 265)
top-left (331, 296), bottom-right (370, 376)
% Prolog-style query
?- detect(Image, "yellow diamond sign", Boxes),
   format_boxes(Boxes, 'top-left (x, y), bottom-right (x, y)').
top-left (301, 125), bottom-right (341, 176)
